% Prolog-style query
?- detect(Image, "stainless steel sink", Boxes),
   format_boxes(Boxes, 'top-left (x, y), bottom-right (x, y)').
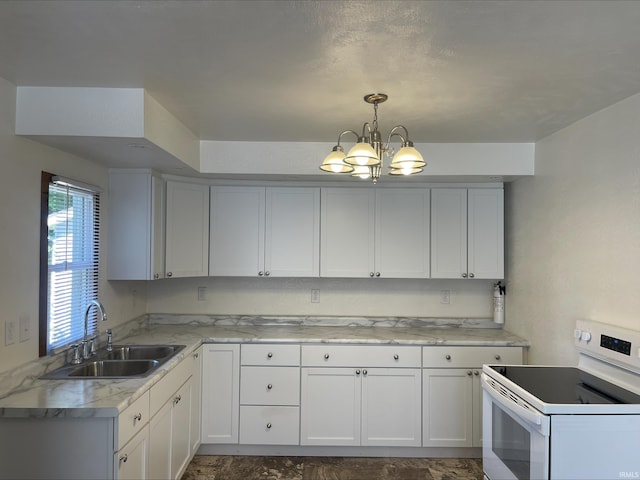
top-left (67, 360), bottom-right (159, 377)
top-left (41, 344), bottom-right (186, 379)
top-left (101, 344), bottom-right (184, 361)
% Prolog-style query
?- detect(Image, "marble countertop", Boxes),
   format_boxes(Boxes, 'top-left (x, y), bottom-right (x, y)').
top-left (0, 324), bottom-right (528, 419)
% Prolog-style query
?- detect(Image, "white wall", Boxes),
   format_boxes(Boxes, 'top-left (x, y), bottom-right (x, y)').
top-left (147, 276), bottom-right (496, 319)
top-left (0, 77), bottom-right (146, 374)
top-left (506, 92), bottom-right (640, 365)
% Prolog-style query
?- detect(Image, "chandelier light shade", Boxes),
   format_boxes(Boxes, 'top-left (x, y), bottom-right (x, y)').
top-left (319, 93), bottom-right (425, 183)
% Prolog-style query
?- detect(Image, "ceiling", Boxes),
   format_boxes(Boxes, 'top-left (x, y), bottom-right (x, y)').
top-left (2, 0), bottom-right (640, 146)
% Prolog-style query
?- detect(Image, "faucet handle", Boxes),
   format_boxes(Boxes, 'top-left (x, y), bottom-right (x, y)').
top-left (106, 329), bottom-right (113, 352)
top-left (68, 344), bottom-right (81, 365)
top-left (88, 336), bottom-right (97, 357)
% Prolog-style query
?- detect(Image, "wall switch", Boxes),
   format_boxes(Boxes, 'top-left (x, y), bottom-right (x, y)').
top-left (311, 289), bottom-right (320, 303)
top-left (19, 315), bottom-right (30, 342)
top-left (440, 290), bottom-right (451, 304)
top-left (197, 286), bottom-right (207, 301)
top-left (5, 319), bottom-right (16, 345)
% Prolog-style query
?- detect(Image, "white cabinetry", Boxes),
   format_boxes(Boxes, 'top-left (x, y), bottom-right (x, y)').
top-left (422, 346), bottom-right (522, 447)
top-left (320, 188), bottom-right (430, 278)
top-left (239, 344), bottom-right (301, 445)
top-left (201, 344), bottom-right (240, 444)
top-left (430, 188), bottom-right (504, 279)
top-left (116, 425), bottom-right (150, 480)
top-left (300, 345), bottom-right (422, 446)
top-left (165, 180), bottom-right (210, 278)
top-left (107, 169), bottom-right (164, 280)
top-left (209, 186), bottom-right (320, 277)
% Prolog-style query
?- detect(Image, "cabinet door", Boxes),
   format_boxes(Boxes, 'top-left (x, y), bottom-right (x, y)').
top-left (361, 368), bottom-right (422, 446)
top-left (108, 170), bottom-right (164, 280)
top-left (209, 186), bottom-right (265, 276)
top-left (265, 187), bottom-right (320, 277)
top-left (430, 188), bottom-right (467, 279)
top-left (320, 188), bottom-right (375, 277)
top-left (189, 348), bottom-right (203, 454)
top-left (148, 400), bottom-right (172, 480)
top-left (201, 344), bottom-right (240, 444)
top-left (468, 188), bottom-right (504, 279)
top-left (171, 380), bottom-right (192, 480)
top-left (422, 369), bottom-right (473, 447)
top-left (375, 189), bottom-right (430, 278)
top-left (472, 369), bottom-right (483, 447)
top-left (116, 425), bottom-right (149, 480)
top-left (300, 367), bottom-right (361, 445)
top-left (165, 180), bottom-right (210, 278)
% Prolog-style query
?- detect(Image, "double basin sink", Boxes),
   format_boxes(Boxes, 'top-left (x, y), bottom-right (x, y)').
top-left (42, 344), bottom-right (186, 379)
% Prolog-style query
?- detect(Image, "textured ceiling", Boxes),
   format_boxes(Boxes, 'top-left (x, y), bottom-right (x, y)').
top-left (1, 0), bottom-right (640, 143)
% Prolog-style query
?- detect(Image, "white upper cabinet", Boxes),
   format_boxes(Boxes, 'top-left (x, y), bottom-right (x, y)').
top-left (430, 188), bottom-right (504, 279)
top-left (165, 180), bottom-right (210, 278)
top-left (107, 170), bottom-right (165, 280)
top-left (321, 188), bottom-right (430, 278)
top-left (209, 186), bottom-right (320, 277)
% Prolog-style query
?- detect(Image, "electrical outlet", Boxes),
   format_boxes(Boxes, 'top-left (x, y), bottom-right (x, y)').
top-left (197, 286), bottom-right (207, 301)
top-left (311, 289), bottom-right (320, 303)
top-left (5, 319), bottom-right (16, 345)
top-left (440, 290), bottom-right (451, 304)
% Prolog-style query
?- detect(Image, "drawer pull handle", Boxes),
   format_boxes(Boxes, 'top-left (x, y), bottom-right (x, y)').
top-left (267, 352), bottom-right (273, 358)
top-left (393, 354), bottom-right (399, 360)
top-left (266, 423), bottom-right (272, 429)
top-left (324, 353), bottom-right (330, 360)
top-left (174, 395), bottom-right (182, 405)
top-left (267, 384), bottom-right (273, 390)
top-left (119, 454), bottom-right (128, 464)
top-left (495, 354), bottom-right (501, 360)
top-left (133, 413), bottom-right (142, 422)
top-left (193, 352), bottom-right (199, 359)
top-left (445, 354), bottom-right (451, 360)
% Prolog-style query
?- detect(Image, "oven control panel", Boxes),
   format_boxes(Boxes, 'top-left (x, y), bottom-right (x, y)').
top-left (575, 319), bottom-right (640, 371)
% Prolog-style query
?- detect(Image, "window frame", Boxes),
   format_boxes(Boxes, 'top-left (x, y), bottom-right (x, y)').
top-left (38, 171), bottom-right (101, 356)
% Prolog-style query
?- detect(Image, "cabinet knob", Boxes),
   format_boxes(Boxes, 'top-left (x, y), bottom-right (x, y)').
top-left (324, 353), bottom-right (330, 360)
top-left (167, 272), bottom-right (173, 277)
top-left (267, 352), bottom-right (273, 358)
top-left (393, 354), bottom-right (399, 360)
top-left (154, 273), bottom-right (159, 279)
top-left (355, 369), bottom-right (361, 375)
top-left (445, 354), bottom-right (451, 360)
top-left (258, 271), bottom-right (264, 276)
top-left (469, 273), bottom-right (475, 278)
top-left (265, 271), bottom-right (271, 276)
top-left (474, 370), bottom-right (480, 376)
top-left (119, 454), bottom-right (128, 465)
top-left (375, 272), bottom-right (381, 277)
top-left (174, 395), bottom-right (182, 404)
top-left (467, 370), bottom-right (473, 376)
top-left (266, 423), bottom-right (272, 429)
top-left (193, 352), bottom-right (199, 359)
top-left (369, 272), bottom-right (375, 277)
top-left (495, 354), bottom-right (501, 360)
top-left (363, 369), bottom-right (368, 376)
top-left (134, 412), bottom-right (142, 422)
top-left (461, 273), bottom-right (467, 278)
top-left (267, 384), bottom-right (273, 390)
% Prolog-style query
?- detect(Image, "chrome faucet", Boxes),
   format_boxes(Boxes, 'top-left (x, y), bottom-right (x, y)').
top-left (82, 300), bottom-right (108, 360)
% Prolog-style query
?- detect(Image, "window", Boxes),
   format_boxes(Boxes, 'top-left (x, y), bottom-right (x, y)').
top-left (39, 172), bottom-right (101, 355)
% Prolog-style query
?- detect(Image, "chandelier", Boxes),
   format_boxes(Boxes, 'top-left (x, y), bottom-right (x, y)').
top-left (319, 93), bottom-right (425, 183)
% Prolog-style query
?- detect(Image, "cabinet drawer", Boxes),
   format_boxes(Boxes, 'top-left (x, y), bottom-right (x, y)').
top-left (241, 344), bottom-right (300, 366)
top-left (240, 366), bottom-right (300, 405)
top-left (422, 346), bottom-right (523, 368)
top-left (118, 390), bottom-right (150, 450)
top-left (239, 406), bottom-right (300, 445)
top-left (302, 345), bottom-right (421, 368)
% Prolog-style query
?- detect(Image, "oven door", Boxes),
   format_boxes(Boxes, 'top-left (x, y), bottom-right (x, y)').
top-left (482, 373), bottom-right (550, 480)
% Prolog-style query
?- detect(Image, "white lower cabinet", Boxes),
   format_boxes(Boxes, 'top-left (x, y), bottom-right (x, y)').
top-left (117, 424), bottom-right (150, 480)
top-left (422, 346), bottom-right (523, 447)
top-left (300, 345), bottom-right (422, 447)
top-left (201, 344), bottom-right (240, 444)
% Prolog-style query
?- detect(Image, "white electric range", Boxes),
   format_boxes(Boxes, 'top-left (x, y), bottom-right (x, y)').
top-left (482, 319), bottom-right (640, 480)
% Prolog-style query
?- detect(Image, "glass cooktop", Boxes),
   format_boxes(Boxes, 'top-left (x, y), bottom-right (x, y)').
top-left (489, 365), bottom-right (640, 405)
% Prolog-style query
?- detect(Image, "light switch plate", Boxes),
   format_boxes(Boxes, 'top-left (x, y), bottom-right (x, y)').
top-left (5, 319), bottom-right (16, 345)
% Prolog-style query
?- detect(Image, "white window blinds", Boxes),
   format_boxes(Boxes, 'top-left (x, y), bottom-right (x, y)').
top-left (46, 177), bottom-right (100, 352)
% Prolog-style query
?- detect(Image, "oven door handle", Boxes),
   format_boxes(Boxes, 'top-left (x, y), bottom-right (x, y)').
top-left (481, 373), bottom-right (550, 436)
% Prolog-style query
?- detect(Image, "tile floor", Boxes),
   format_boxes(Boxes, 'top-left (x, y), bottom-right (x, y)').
top-left (182, 455), bottom-right (484, 480)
